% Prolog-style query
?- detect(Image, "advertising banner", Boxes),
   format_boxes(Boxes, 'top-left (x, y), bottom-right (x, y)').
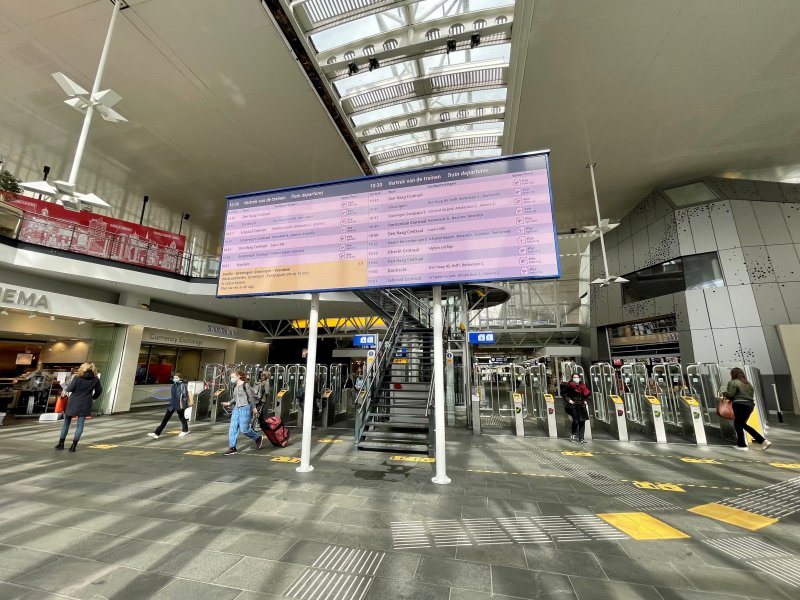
top-left (6, 194), bottom-right (186, 273)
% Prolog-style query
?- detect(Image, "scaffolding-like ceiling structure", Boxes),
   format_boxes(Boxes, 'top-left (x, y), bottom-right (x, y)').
top-left (276, 0), bottom-right (517, 174)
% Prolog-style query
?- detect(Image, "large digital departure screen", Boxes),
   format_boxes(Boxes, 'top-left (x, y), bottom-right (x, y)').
top-left (217, 152), bottom-right (558, 297)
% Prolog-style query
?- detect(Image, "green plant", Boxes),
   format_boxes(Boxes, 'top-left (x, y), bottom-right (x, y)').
top-left (0, 170), bottom-right (22, 195)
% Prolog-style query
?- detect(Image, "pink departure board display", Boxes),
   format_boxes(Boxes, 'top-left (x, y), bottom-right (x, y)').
top-left (218, 152), bottom-right (558, 297)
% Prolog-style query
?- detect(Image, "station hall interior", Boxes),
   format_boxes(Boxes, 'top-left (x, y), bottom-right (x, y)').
top-left (1, 1), bottom-right (800, 600)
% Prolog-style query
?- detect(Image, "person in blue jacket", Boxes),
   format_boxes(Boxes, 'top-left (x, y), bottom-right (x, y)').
top-left (147, 372), bottom-right (190, 439)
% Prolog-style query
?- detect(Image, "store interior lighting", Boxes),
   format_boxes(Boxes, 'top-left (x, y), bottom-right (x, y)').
top-left (28, 313), bottom-right (37, 319)
top-left (49, 315), bottom-right (56, 321)
top-left (78, 320), bottom-right (86, 325)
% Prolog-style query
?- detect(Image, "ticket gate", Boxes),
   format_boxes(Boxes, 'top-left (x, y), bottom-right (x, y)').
top-left (560, 361), bottom-right (591, 440)
top-left (266, 364), bottom-right (287, 417)
top-left (475, 363), bottom-right (536, 435)
top-left (285, 364), bottom-right (306, 425)
top-left (589, 363), bottom-right (627, 440)
top-left (322, 363), bottom-right (347, 425)
top-left (525, 363), bottom-right (557, 438)
top-left (651, 364), bottom-right (683, 429)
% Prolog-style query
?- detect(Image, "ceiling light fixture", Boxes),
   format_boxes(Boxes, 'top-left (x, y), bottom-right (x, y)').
top-left (78, 320), bottom-right (86, 325)
top-left (49, 315), bottom-right (55, 321)
top-left (19, 0), bottom-right (126, 211)
top-left (28, 313), bottom-right (37, 319)
top-left (587, 163), bottom-right (628, 287)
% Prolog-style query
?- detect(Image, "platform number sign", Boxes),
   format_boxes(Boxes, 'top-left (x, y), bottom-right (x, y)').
top-left (353, 334), bottom-right (377, 348)
top-left (469, 331), bottom-right (496, 345)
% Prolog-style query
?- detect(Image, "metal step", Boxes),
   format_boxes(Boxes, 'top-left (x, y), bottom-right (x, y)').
top-left (373, 404), bottom-right (427, 410)
top-left (362, 431), bottom-right (428, 441)
top-left (357, 440), bottom-right (429, 453)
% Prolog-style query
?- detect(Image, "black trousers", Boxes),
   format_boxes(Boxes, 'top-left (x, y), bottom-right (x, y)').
top-left (732, 402), bottom-right (764, 447)
top-left (155, 408), bottom-right (188, 435)
top-left (567, 404), bottom-right (586, 440)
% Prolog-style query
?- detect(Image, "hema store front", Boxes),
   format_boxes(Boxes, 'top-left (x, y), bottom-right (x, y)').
top-left (0, 280), bottom-right (268, 421)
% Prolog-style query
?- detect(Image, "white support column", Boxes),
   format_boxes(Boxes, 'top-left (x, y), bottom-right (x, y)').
top-left (431, 285), bottom-right (451, 485)
top-left (68, 0), bottom-right (121, 185)
top-left (297, 293), bottom-right (319, 473)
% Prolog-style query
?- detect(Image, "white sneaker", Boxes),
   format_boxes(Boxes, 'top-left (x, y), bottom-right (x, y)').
top-left (733, 446), bottom-right (749, 451)
top-left (569, 435), bottom-right (577, 443)
top-left (761, 440), bottom-right (772, 451)
top-left (147, 433), bottom-right (159, 440)
top-left (178, 431), bottom-right (189, 437)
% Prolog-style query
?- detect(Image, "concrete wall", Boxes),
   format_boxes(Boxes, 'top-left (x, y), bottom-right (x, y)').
top-left (590, 177), bottom-right (800, 411)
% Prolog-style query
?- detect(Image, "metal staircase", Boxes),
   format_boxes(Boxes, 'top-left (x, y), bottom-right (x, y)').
top-left (354, 288), bottom-right (435, 454)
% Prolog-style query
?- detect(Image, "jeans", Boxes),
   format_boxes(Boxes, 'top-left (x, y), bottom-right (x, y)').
top-left (60, 415), bottom-right (86, 441)
top-left (155, 408), bottom-right (188, 435)
top-left (732, 401), bottom-right (765, 447)
top-left (229, 405), bottom-right (259, 448)
top-left (567, 404), bottom-right (586, 440)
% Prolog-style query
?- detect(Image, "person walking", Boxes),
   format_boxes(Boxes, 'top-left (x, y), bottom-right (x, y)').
top-left (564, 373), bottom-right (591, 443)
top-left (723, 368), bottom-right (771, 451)
top-left (222, 370), bottom-right (262, 456)
top-left (147, 372), bottom-right (190, 439)
top-left (55, 363), bottom-right (102, 452)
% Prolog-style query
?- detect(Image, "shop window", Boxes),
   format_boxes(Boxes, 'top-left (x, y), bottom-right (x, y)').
top-left (135, 345), bottom-right (202, 385)
top-left (621, 252), bottom-right (723, 304)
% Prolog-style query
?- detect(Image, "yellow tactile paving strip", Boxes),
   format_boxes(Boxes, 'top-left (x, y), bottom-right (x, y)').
top-left (687, 503), bottom-right (779, 531)
top-left (597, 512), bottom-right (690, 540)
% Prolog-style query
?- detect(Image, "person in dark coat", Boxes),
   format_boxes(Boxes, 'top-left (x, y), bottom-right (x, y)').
top-left (564, 373), bottom-right (591, 443)
top-left (148, 372), bottom-right (190, 439)
top-left (55, 362), bottom-right (102, 452)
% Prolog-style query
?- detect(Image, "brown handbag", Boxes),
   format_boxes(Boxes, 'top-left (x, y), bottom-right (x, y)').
top-left (716, 397), bottom-right (734, 420)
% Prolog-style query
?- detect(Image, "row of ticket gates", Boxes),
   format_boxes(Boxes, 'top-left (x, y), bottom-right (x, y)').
top-left (193, 363), bottom-right (355, 427)
top-left (475, 361), bottom-right (770, 445)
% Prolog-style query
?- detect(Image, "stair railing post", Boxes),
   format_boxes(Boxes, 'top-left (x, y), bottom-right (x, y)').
top-left (297, 293), bottom-right (319, 473)
top-left (431, 285), bottom-right (451, 484)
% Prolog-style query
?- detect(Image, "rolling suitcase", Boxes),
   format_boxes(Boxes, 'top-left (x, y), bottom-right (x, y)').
top-left (260, 414), bottom-right (290, 448)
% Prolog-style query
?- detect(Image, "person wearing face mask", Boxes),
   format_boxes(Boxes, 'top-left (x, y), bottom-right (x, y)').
top-left (221, 370), bottom-right (263, 456)
top-left (565, 373), bottom-right (591, 443)
top-left (147, 372), bottom-right (190, 439)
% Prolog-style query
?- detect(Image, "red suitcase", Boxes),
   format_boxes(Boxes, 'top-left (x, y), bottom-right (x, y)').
top-left (260, 415), bottom-right (290, 448)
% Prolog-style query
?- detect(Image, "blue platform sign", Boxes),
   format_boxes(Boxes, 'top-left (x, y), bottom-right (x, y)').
top-left (353, 334), bottom-right (377, 348)
top-left (469, 331), bottom-right (496, 345)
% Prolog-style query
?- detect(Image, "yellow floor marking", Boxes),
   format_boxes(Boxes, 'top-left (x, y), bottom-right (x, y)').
top-left (389, 455), bottom-right (435, 463)
top-left (769, 462), bottom-right (800, 469)
top-left (561, 451), bottom-right (593, 456)
top-left (680, 457), bottom-right (720, 465)
top-left (318, 439), bottom-right (343, 443)
top-left (184, 450), bottom-right (216, 456)
top-left (620, 480), bottom-right (746, 491)
top-left (88, 444), bottom-right (119, 449)
top-left (271, 456), bottom-right (301, 463)
top-left (597, 512), bottom-right (690, 540)
top-left (632, 481), bottom-right (685, 492)
top-left (687, 503), bottom-right (779, 531)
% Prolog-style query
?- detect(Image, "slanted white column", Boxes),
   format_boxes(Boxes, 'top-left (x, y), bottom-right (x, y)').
top-left (297, 293), bottom-right (319, 473)
top-left (431, 285), bottom-right (450, 485)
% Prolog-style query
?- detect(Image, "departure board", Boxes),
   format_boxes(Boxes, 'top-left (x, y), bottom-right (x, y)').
top-left (217, 152), bottom-right (558, 297)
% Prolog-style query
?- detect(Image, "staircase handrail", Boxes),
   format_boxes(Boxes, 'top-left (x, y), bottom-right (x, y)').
top-left (355, 297), bottom-right (405, 441)
top-left (393, 288), bottom-right (432, 327)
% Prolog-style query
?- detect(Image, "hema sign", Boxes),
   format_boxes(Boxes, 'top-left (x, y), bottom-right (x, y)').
top-left (0, 286), bottom-right (49, 309)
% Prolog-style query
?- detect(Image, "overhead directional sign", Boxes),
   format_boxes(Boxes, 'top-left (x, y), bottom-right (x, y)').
top-left (469, 331), bottom-right (496, 345)
top-left (353, 334), bottom-right (377, 348)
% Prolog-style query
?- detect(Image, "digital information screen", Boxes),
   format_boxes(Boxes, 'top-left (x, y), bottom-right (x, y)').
top-left (217, 152), bottom-right (558, 297)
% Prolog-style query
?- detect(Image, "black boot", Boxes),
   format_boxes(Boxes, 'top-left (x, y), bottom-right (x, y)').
top-left (55, 438), bottom-right (65, 450)
top-left (68, 440), bottom-right (78, 452)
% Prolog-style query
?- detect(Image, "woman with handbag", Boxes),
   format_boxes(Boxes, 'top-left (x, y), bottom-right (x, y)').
top-left (55, 363), bottom-right (102, 452)
top-left (147, 372), bottom-right (190, 439)
top-left (722, 368), bottom-right (771, 451)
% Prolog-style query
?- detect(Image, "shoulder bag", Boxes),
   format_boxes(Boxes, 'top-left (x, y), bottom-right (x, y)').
top-left (716, 397), bottom-right (734, 420)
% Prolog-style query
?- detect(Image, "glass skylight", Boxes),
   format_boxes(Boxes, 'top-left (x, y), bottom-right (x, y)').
top-left (283, 0), bottom-right (519, 173)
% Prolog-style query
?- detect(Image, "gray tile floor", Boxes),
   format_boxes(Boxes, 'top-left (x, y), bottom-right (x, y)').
top-left (0, 411), bottom-right (799, 599)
